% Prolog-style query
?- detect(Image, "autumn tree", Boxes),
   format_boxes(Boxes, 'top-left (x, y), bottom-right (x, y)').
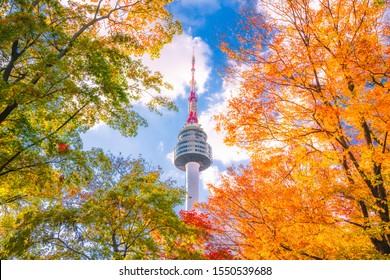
top-left (0, 0), bottom-right (180, 257)
top-left (176, 209), bottom-right (235, 260)
top-left (0, 153), bottom-right (188, 259)
top-left (205, 0), bottom-right (390, 259)
top-left (0, 0), bottom-right (180, 208)
top-left (0, 0), bottom-right (183, 259)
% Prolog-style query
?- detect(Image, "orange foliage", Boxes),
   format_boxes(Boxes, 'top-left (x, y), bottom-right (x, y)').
top-left (179, 210), bottom-right (235, 260)
top-left (206, 0), bottom-right (390, 259)
top-left (179, 210), bottom-right (212, 231)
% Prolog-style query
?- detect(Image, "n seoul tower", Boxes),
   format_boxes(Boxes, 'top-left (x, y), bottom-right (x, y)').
top-left (174, 52), bottom-right (212, 211)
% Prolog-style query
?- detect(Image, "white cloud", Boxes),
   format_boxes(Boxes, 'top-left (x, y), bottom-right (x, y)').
top-left (87, 120), bottom-right (106, 131)
top-left (199, 80), bottom-right (249, 165)
top-left (166, 151), bottom-right (174, 164)
top-left (200, 165), bottom-right (223, 190)
top-left (157, 141), bottom-right (164, 152)
top-left (142, 31), bottom-right (212, 100)
top-left (256, 0), bottom-right (287, 22)
top-left (256, 0), bottom-right (321, 22)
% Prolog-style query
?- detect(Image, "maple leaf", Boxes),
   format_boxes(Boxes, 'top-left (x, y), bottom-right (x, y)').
top-left (57, 143), bottom-right (70, 153)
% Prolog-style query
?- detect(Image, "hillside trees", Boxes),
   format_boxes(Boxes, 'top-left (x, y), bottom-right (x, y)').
top-left (205, 0), bottom-right (390, 258)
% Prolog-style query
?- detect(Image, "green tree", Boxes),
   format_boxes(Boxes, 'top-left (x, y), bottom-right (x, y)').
top-left (0, 0), bottom-right (180, 208)
top-left (1, 153), bottom-right (187, 259)
top-left (0, 0), bottom-right (183, 259)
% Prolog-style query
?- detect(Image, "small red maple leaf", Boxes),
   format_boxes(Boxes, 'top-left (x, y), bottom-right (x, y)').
top-left (57, 143), bottom-right (70, 152)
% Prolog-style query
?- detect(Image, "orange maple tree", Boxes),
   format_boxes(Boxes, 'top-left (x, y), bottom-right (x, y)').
top-left (203, 0), bottom-right (390, 259)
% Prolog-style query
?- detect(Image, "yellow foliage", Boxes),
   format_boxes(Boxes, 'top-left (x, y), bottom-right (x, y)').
top-left (205, 0), bottom-right (390, 259)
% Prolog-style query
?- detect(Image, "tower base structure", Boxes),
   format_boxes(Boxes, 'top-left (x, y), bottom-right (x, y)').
top-left (185, 162), bottom-right (200, 211)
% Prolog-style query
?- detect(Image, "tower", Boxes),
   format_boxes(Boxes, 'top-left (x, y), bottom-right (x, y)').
top-left (174, 52), bottom-right (212, 211)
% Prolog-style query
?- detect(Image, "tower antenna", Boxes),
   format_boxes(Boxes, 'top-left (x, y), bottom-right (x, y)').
top-left (187, 47), bottom-right (198, 124)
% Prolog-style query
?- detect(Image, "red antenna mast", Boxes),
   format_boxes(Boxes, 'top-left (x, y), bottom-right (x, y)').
top-left (187, 48), bottom-right (198, 123)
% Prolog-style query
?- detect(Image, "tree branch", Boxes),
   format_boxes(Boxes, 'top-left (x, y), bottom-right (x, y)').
top-left (0, 103), bottom-right (88, 174)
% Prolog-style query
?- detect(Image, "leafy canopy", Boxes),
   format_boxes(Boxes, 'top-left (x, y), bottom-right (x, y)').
top-left (0, 0), bottom-right (180, 219)
top-left (0, 0), bottom-right (183, 259)
top-left (205, 0), bottom-right (390, 259)
top-left (1, 153), bottom-right (187, 260)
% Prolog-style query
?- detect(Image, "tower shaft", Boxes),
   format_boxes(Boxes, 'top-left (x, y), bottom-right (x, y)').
top-left (185, 162), bottom-right (200, 211)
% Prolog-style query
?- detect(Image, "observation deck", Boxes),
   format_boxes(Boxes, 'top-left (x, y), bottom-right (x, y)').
top-left (174, 123), bottom-right (212, 172)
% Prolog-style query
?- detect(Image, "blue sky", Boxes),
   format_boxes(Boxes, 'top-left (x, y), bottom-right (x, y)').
top-left (81, 0), bottom-right (250, 207)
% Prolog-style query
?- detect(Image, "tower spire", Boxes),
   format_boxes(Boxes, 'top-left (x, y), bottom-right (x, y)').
top-left (187, 48), bottom-right (198, 124)
top-left (191, 48), bottom-right (196, 93)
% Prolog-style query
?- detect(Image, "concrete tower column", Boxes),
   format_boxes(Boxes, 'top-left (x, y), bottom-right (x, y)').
top-left (185, 162), bottom-right (200, 211)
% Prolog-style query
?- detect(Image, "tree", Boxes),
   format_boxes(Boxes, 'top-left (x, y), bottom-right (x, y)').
top-left (207, 0), bottom-right (390, 258)
top-left (0, 0), bottom-right (180, 209)
top-left (204, 163), bottom-right (376, 259)
top-left (0, 154), bottom-right (187, 259)
top-left (178, 209), bottom-right (235, 260)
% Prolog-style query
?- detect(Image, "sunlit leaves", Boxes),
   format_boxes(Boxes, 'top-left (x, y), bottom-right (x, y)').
top-left (208, 0), bottom-right (390, 259)
top-left (178, 209), bottom-right (235, 260)
top-left (0, 154), bottom-right (186, 260)
top-left (0, 0), bottom-right (180, 186)
top-left (0, 0), bottom-right (181, 259)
